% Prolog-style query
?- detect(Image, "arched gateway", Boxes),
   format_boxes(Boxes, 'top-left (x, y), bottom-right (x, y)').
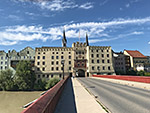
top-left (77, 69), bottom-right (85, 77)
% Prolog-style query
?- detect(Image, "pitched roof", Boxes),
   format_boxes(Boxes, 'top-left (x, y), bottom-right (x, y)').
top-left (125, 50), bottom-right (146, 58)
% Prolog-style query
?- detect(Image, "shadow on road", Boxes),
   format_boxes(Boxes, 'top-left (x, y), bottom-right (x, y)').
top-left (54, 78), bottom-right (77, 113)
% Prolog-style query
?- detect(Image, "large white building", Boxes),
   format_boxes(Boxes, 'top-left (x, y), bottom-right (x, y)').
top-left (34, 31), bottom-right (115, 79)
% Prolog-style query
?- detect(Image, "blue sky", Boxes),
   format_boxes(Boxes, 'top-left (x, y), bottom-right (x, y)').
top-left (0, 0), bottom-right (150, 55)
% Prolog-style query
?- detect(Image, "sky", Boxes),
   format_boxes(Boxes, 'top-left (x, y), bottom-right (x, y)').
top-left (0, 0), bottom-right (150, 55)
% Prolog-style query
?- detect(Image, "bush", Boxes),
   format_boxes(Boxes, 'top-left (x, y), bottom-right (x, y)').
top-left (144, 72), bottom-right (150, 76)
top-left (137, 70), bottom-right (145, 76)
top-left (45, 77), bottom-right (60, 90)
top-left (34, 79), bottom-right (47, 91)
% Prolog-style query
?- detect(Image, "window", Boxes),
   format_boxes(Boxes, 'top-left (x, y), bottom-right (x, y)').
top-left (101, 50), bottom-right (103, 52)
top-left (92, 60), bottom-right (94, 63)
top-left (38, 52), bottom-right (40, 54)
top-left (43, 52), bottom-right (45, 54)
top-left (107, 60), bottom-right (110, 63)
top-left (27, 51), bottom-right (29, 54)
top-left (43, 62), bottom-right (45, 65)
top-left (69, 67), bottom-right (71, 70)
top-left (92, 66), bottom-right (94, 70)
top-left (79, 51), bottom-right (81, 54)
top-left (42, 67), bottom-right (45, 71)
top-left (69, 61), bottom-right (71, 64)
top-left (61, 52), bottom-right (64, 54)
top-left (76, 52), bottom-right (78, 54)
top-left (56, 56), bottom-right (59, 59)
top-left (43, 56), bottom-right (45, 59)
top-left (61, 67), bottom-right (63, 70)
top-left (52, 56), bottom-right (54, 59)
top-left (37, 62), bottom-right (40, 65)
top-left (59, 74), bottom-right (62, 78)
top-left (1, 62), bottom-right (3, 64)
top-left (56, 61), bottom-right (59, 65)
top-left (91, 54), bottom-right (94, 58)
top-left (101, 54), bottom-right (104, 57)
top-left (96, 50), bottom-right (99, 52)
top-left (107, 50), bottom-right (109, 52)
top-left (107, 54), bottom-right (109, 57)
top-left (43, 74), bottom-right (45, 78)
top-left (56, 52), bottom-right (58, 54)
top-left (51, 74), bottom-right (53, 78)
top-left (61, 56), bottom-right (64, 59)
top-left (37, 56), bottom-right (40, 59)
top-left (1, 66), bottom-right (2, 69)
top-left (97, 60), bottom-right (99, 63)
top-left (97, 66), bottom-right (100, 70)
top-left (1, 57), bottom-right (3, 60)
top-left (51, 61), bottom-right (54, 65)
top-left (69, 52), bottom-right (71, 54)
top-left (103, 66), bottom-right (105, 70)
top-left (52, 52), bottom-right (55, 54)
top-left (108, 66), bottom-right (111, 70)
top-left (82, 52), bottom-right (84, 54)
top-left (56, 67), bottom-right (59, 70)
top-left (102, 60), bottom-right (105, 63)
top-left (38, 75), bottom-right (40, 78)
top-left (47, 75), bottom-right (49, 78)
top-left (91, 50), bottom-right (93, 52)
top-left (69, 56), bottom-right (71, 59)
top-left (37, 68), bottom-right (40, 71)
top-left (97, 54), bottom-right (99, 57)
top-left (51, 67), bottom-right (54, 71)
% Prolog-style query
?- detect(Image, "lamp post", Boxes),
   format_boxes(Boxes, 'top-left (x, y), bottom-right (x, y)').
top-left (61, 60), bottom-right (65, 79)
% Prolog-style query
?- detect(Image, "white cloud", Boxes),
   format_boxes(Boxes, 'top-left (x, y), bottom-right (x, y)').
top-left (100, 0), bottom-right (109, 6)
top-left (148, 42), bottom-right (150, 44)
top-left (126, 3), bottom-right (130, 8)
top-left (0, 17), bottom-right (150, 45)
top-left (13, 0), bottom-right (93, 11)
top-left (7, 15), bottom-right (23, 21)
top-left (79, 2), bottom-right (93, 9)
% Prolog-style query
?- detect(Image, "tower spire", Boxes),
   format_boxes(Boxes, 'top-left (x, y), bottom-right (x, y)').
top-left (86, 32), bottom-right (89, 46)
top-left (62, 28), bottom-right (67, 47)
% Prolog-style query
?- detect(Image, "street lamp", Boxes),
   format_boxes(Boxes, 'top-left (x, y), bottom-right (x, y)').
top-left (61, 60), bottom-right (65, 79)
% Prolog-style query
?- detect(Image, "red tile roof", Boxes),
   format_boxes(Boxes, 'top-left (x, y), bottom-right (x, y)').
top-left (125, 50), bottom-right (146, 58)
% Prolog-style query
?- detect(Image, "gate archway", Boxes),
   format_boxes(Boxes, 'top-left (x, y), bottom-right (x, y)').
top-left (77, 69), bottom-right (85, 77)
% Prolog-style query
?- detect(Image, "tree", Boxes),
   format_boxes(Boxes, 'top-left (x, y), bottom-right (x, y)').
top-left (45, 77), bottom-right (60, 90)
top-left (0, 69), bottom-right (14, 91)
top-left (14, 60), bottom-right (36, 90)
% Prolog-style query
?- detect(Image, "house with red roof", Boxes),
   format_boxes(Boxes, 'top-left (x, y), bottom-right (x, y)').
top-left (124, 50), bottom-right (147, 71)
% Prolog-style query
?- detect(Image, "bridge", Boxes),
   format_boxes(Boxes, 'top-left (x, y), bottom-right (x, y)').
top-left (22, 75), bottom-right (150, 113)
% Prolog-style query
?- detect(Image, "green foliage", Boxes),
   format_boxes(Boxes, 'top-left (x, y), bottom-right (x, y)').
top-left (45, 77), bottom-right (60, 90)
top-left (144, 72), bottom-right (150, 76)
top-left (137, 70), bottom-right (145, 76)
top-left (34, 79), bottom-right (47, 91)
top-left (115, 70), bottom-right (126, 75)
top-left (0, 69), bottom-right (15, 91)
top-left (126, 69), bottom-right (137, 75)
top-left (14, 60), bottom-right (36, 90)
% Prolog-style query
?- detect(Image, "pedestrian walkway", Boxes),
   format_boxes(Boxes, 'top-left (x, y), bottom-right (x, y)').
top-left (54, 77), bottom-right (106, 113)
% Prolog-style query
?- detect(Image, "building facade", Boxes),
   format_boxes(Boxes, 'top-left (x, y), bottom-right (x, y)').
top-left (34, 32), bottom-right (115, 79)
top-left (0, 47), bottom-right (35, 73)
top-left (124, 50), bottom-right (147, 71)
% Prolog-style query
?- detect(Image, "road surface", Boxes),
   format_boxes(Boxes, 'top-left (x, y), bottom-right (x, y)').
top-left (78, 78), bottom-right (150, 113)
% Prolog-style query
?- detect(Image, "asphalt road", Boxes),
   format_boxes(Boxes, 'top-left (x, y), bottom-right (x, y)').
top-left (78, 78), bottom-right (150, 113)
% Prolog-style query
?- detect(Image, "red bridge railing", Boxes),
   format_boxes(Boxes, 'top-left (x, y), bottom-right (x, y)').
top-left (22, 76), bottom-right (69, 113)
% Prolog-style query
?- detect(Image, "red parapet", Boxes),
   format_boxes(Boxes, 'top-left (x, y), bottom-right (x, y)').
top-left (92, 75), bottom-right (150, 83)
top-left (21, 76), bottom-right (69, 113)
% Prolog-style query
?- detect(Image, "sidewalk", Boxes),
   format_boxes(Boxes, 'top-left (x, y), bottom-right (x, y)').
top-left (54, 77), bottom-right (106, 113)
top-left (93, 77), bottom-right (150, 90)
top-left (72, 78), bottom-right (106, 113)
